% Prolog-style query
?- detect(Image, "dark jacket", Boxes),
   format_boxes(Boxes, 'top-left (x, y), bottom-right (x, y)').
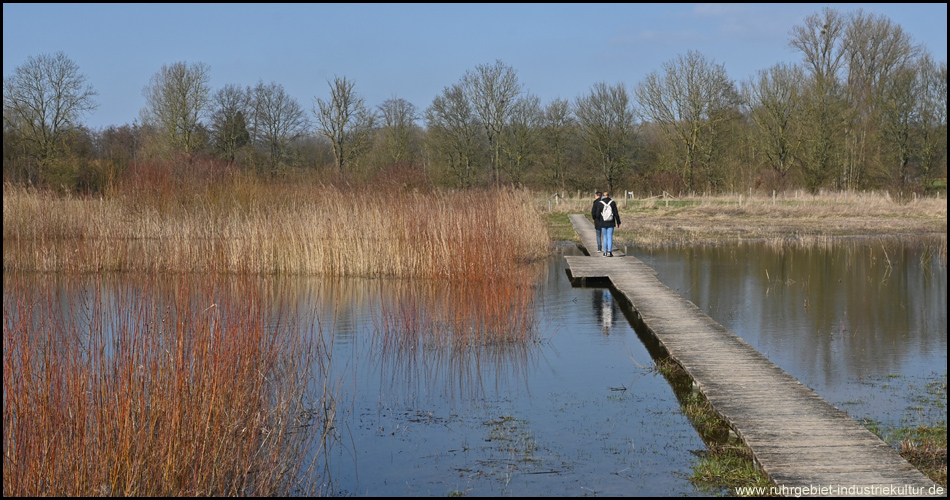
top-left (592, 197), bottom-right (604, 228)
top-left (594, 197), bottom-right (620, 228)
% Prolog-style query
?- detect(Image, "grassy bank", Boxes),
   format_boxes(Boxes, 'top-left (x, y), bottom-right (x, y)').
top-left (542, 190), bottom-right (947, 253)
top-left (7, 183), bottom-right (943, 272)
top-left (865, 371), bottom-right (948, 488)
top-left (651, 357), bottom-right (775, 496)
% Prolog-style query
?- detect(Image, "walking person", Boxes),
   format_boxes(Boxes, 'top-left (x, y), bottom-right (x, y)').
top-left (591, 191), bottom-right (604, 254)
top-left (598, 191), bottom-right (621, 257)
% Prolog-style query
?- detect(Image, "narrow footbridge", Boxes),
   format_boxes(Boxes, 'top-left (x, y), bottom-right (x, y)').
top-left (564, 214), bottom-right (942, 497)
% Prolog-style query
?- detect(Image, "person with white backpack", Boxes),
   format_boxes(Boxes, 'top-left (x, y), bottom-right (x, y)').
top-left (591, 191), bottom-right (605, 253)
top-left (596, 191), bottom-right (621, 257)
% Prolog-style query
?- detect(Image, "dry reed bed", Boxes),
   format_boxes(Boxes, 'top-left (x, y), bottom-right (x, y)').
top-left (2, 272), bottom-right (328, 496)
top-left (3, 183), bottom-right (550, 278)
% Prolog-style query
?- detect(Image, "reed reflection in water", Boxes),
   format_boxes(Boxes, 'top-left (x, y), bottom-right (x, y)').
top-left (377, 278), bottom-right (546, 405)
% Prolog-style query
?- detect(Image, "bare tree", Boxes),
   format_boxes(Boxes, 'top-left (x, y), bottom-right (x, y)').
top-left (742, 63), bottom-right (805, 184)
top-left (913, 56), bottom-right (947, 186)
top-left (576, 82), bottom-right (638, 193)
top-left (635, 51), bottom-right (737, 191)
top-left (879, 64), bottom-right (919, 190)
top-left (210, 84), bottom-right (251, 165)
top-left (789, 8), bottom-right (848, 192)
top-left (314, 76), bottom-right (376, 183)
top-left (141, 61), bottom-right (212, 155)
top-left (250, 81), bottom-right (309, 173)
top-left (377, 95), bottom-right (419, 166)
top-left (3, 51), bottom-right (98, 181)
top-left (878, 53), bottom-right (947, 192)
top-left (842, 8), bottom-right (922, 188)
top-left (502, 94), bottom-right (542, 186)
top-left (844, 9), bottom-right (921, 116)
top-left (463, 60), bottom-right (522, 187)
top-left (98, 123), bottom-right (140, 164)
top-left (540, 98), bottom-right (573, 191)
top-left (790, 8), bottom-right (847, 96)
top-left (424, 83), bottom-right (482, 188)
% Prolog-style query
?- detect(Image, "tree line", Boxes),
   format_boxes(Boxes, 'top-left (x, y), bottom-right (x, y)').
top-left (3, 7), bottom-right (946, 197)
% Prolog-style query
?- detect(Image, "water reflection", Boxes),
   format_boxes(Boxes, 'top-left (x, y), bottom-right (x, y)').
top-left (630, 237), bottom-right (947, 427)
top-left (7, 237), bottom-right (943, 496)
top-left (593, 289), bottom-right (619, 335)
top-left (318, 247), bottom-right (709, 496)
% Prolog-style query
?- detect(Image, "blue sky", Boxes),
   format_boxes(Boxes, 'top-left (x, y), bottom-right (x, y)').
top-left (4, 3), bottom-right (947, 130)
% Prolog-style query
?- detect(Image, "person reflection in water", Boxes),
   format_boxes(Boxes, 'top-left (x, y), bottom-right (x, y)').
top-left (593, 289), bottom-right (617, 335)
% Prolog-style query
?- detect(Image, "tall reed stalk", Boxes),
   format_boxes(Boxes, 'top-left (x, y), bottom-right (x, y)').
top-left (2, 272), bottom-right (329, 496)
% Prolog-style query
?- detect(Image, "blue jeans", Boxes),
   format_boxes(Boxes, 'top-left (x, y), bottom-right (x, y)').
top-left (595, 228), bottom-right (602, 251)
top-left (603, 226), bottom-right (615, 254)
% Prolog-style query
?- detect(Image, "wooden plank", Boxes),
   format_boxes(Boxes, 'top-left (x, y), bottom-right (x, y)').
top-left (563, 214), bottom-right (941, 497)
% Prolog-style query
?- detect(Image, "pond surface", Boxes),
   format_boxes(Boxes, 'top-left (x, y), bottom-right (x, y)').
top-left (312, 244), bottom-right (710, 496)
top-left (310, 238), bottom-right (946, 496)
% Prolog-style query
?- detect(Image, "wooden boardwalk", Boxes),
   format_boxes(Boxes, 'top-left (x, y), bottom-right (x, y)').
top-left (564, 214), bottom-right (942, 497)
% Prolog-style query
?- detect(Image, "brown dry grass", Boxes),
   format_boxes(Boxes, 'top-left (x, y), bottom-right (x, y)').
top-left (900, 439), bottom-right (947, 487)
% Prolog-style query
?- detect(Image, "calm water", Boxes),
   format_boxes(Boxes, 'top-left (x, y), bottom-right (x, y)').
top-left (311, 245), bottom-right (710, 496)
top-left (309, 239), bottom-right (947, 496)
top-left (6, 238), bottom-right (945, 496)
top-left (629, 240), bottom-right (947, 431)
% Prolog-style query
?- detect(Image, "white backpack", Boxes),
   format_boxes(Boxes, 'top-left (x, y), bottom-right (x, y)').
top-left (600, 200), bottom-right (614, 222)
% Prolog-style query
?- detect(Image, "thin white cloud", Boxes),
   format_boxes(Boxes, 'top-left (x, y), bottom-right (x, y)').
top-left (690, 3), bottom-right (730, 18)
top-left (688, 3), bottom-right (798, 42)
top-left (628, 30), bottom-right (705, 44)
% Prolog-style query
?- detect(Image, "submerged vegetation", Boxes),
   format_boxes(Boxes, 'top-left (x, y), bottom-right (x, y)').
top-left (864, 371), bottom-right (948, 488)
top-left (6, 7), bottom-right (944, 491)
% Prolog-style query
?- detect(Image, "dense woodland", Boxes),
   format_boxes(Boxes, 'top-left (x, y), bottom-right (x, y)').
top-left (3, 7), bottom-right (947, 198)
